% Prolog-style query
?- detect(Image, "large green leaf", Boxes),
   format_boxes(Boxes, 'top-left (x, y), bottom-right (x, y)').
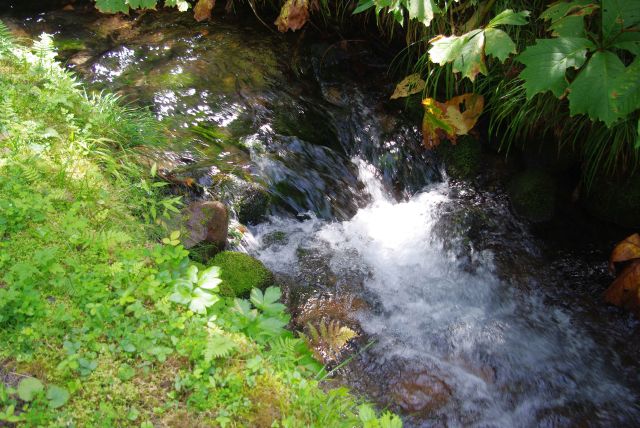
top-left (602, 0), bottom-right (640, 41)
top-left (610, 57), bottom-right (640, 118)
top-left (128, 0), bottom-right (158, 8)
top-left (568, 51), bottom-right (626, 125)
top-left (517, 37), bottom-right (594, 98)
top-left (611, 31), bottom-right (640, 55)
top-left (540, 0), bottom-right (598, 36)
top-left (429, 30), bottom-right (487, 81)
top-left (95, 0), bottom-right (129, 13)
top-left (17, 378), bottom-right (44, 402)
top-left (405, 0), bottom-right (438, 26)
top-left (487, 9), bottom-right (530, 27)
top-left (484, 28), bottom-right (516, 61)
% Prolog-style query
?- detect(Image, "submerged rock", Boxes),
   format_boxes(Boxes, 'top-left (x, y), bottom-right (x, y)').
top-left (508, 169), bottom-right (557, 222)
top-left (391, 371), bottom-right (452, 414)
top-left (212, 251), bottom-right (274, 297)
top-left (584, 174), bottom-right (640, 229)
top-left (438, 136), bottom-right (483, 179)
top-left (236, 182), bottom-right (272, 225)
top-left (177, 200), bottom-right (228, 256)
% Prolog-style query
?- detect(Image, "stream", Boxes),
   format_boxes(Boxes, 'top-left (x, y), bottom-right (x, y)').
top-left (4, 5), bottom-right (640, 426)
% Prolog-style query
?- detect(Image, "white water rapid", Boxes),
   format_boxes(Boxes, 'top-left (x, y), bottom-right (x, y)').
top-left (247, 159), bottom-right (640, 427)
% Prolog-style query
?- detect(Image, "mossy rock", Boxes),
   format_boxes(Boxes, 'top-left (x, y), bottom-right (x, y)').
top-left (508, 169), bottom-right (557, 222)
top-left (236, 183), bottom-right (272, 225)
top-left (438, 136), bottom-right (483, 179)
top-left (584, 174), bottom-right (640, 229)
top-left (212, 251), bottom-right (274, 297)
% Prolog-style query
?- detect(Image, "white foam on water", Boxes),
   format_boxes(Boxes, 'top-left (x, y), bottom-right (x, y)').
top-left (246, 158), bottom-right (639, 427)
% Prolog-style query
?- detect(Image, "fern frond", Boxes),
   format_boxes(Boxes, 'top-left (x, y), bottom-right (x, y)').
top-left (32, 33), bottom-right (57, 68)
top-left (0, 20), bottom-right (14, 55)
top-left (303, 320), bottom-right (358, 363)
top-left (204, 334), bottom-right (236, 363)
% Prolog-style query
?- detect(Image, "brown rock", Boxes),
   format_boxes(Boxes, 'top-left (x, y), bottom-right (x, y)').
top-left (180, 201), bottom-right (228, 254)
top-left (392, 371), bottom-right (452, 414)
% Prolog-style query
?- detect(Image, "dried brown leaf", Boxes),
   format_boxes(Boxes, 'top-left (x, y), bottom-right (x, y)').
top-left (604, 260), bottom-right (640, 314)
top-left (275, 0), bottom-right (310, 32)
top-left (194, 0), bottom-right (215, 22)
top-left (609, 233), bottom-right (640, 272)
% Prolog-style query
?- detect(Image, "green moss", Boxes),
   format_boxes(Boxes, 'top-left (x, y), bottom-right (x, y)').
top-left (212, 251), bottom-right (274, 297)
top-left (584, 174), bottom-right (640, 229)
top-left (438, 136), bottom-right (483, 179)
top-left (508, 169), bottom-right (557, 222)
top-left (53, 39), bottom-right (86, 52)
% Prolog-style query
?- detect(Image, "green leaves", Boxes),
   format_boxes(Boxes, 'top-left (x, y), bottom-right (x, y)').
top-left (204, 334), bottom-right (236, 362)
top-left (250, 286), bottom-right (286, 315)
top-left (46, 385), bottom-right (70, 409)
top-left (95, 0), bottom-right (129, 13)
top-left (517, 37), bottom-right (594, 97)
top-left (540, 0), bottom-right (599, 37)
top-left (487, 9), bottom-right (531, 27)
top-left (353, 0), bottom-right (439, 27)
top-left (405, 0), bottom-right (438, 27)
top-left (16, 378), bottom-right (69, 409)
top-left (517, 1), bottom-right (640, 126)
top-left (169, 265), bottom-right (222, 314)
top-left (17, 378), bottom-right (43, 402)
top-left (428, 10), bottom-right (529, 81)
top-left (568, 51), bottom-right (625, 125)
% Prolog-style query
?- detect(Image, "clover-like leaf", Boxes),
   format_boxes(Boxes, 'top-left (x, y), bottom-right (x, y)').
top-left (46, 385), bottom-right (69, 409)
top-left (17, 378), bottom-right (44, 402)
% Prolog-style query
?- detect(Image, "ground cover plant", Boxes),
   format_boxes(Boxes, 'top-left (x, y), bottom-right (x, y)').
top-left (0, 22), bottom-right (401, 427)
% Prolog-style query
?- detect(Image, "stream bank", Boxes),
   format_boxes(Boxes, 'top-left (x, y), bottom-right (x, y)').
top-left (3, 4), bottom-right (640, 426)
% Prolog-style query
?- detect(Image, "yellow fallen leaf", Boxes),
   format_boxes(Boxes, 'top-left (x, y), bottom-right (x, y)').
top-left (390, 73), bottom-right (426, 99)
top-left (421, 93), bottom-right (484, 149)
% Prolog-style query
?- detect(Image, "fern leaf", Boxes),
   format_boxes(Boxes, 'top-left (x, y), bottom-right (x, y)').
top-left (0, 20), bottom-right (14, 55)
top-left (204, 334), bottom-right (236, 363)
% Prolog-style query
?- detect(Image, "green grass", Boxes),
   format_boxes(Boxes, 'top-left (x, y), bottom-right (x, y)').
top-left (0, 24), bottom-right (400, 428)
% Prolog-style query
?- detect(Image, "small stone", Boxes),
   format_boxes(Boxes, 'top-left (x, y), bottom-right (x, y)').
top-left (180, 201), bottom-right (229, 255)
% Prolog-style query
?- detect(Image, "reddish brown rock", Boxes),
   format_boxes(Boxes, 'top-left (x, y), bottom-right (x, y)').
top-left (180, 201), bottom-right (228, 254)
top-left (392, 371), bottom-right (452, 414)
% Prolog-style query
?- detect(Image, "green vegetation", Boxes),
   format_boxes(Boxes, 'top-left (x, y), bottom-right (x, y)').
top-left (213, 251), bottom-right (275, 298)
top-left (0, 23), bottom-right (401, 427)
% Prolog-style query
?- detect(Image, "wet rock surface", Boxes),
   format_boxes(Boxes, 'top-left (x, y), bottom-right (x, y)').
top-left (177, 201), bottom-right (228, 255)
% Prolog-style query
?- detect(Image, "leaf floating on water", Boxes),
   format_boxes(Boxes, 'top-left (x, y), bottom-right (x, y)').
top-left (608, 233), bottom-right (640, 272)
top-left (390, 73), bottom-right (425, 99)
top-left (421, 93), bottom-right (484, 149)
top-left (194, 0), bottom-right (215, 21)
top-left (275, 0), bottom-right (310, 32)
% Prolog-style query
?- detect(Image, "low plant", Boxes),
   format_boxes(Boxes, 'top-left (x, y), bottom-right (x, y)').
top-left (0, 21), bottom-right (400, 426)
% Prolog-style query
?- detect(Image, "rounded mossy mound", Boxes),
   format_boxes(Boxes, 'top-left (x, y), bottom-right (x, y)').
top-left (212, 251), bottom-right (274, 298)
top-left (584, 174), bottom-right (640, 229)
top-left (508, 169), bottom-right (557, 222)
top-left (438, 136), bottom-right (483, 179)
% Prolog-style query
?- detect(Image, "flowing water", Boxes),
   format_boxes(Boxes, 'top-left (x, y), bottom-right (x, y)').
top-left (5, 5), bottom-right (640, 426)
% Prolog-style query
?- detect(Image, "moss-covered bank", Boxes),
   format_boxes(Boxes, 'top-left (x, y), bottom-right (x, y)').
top-left (0, 26), bottom-right (399, 427)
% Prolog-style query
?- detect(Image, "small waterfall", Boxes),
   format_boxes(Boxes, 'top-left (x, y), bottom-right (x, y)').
top-left (247, 160), bottom-right (640, 427)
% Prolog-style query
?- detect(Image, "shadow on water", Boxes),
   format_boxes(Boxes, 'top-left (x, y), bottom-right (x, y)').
top-left (6, 6), bottom-right (640, 426)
